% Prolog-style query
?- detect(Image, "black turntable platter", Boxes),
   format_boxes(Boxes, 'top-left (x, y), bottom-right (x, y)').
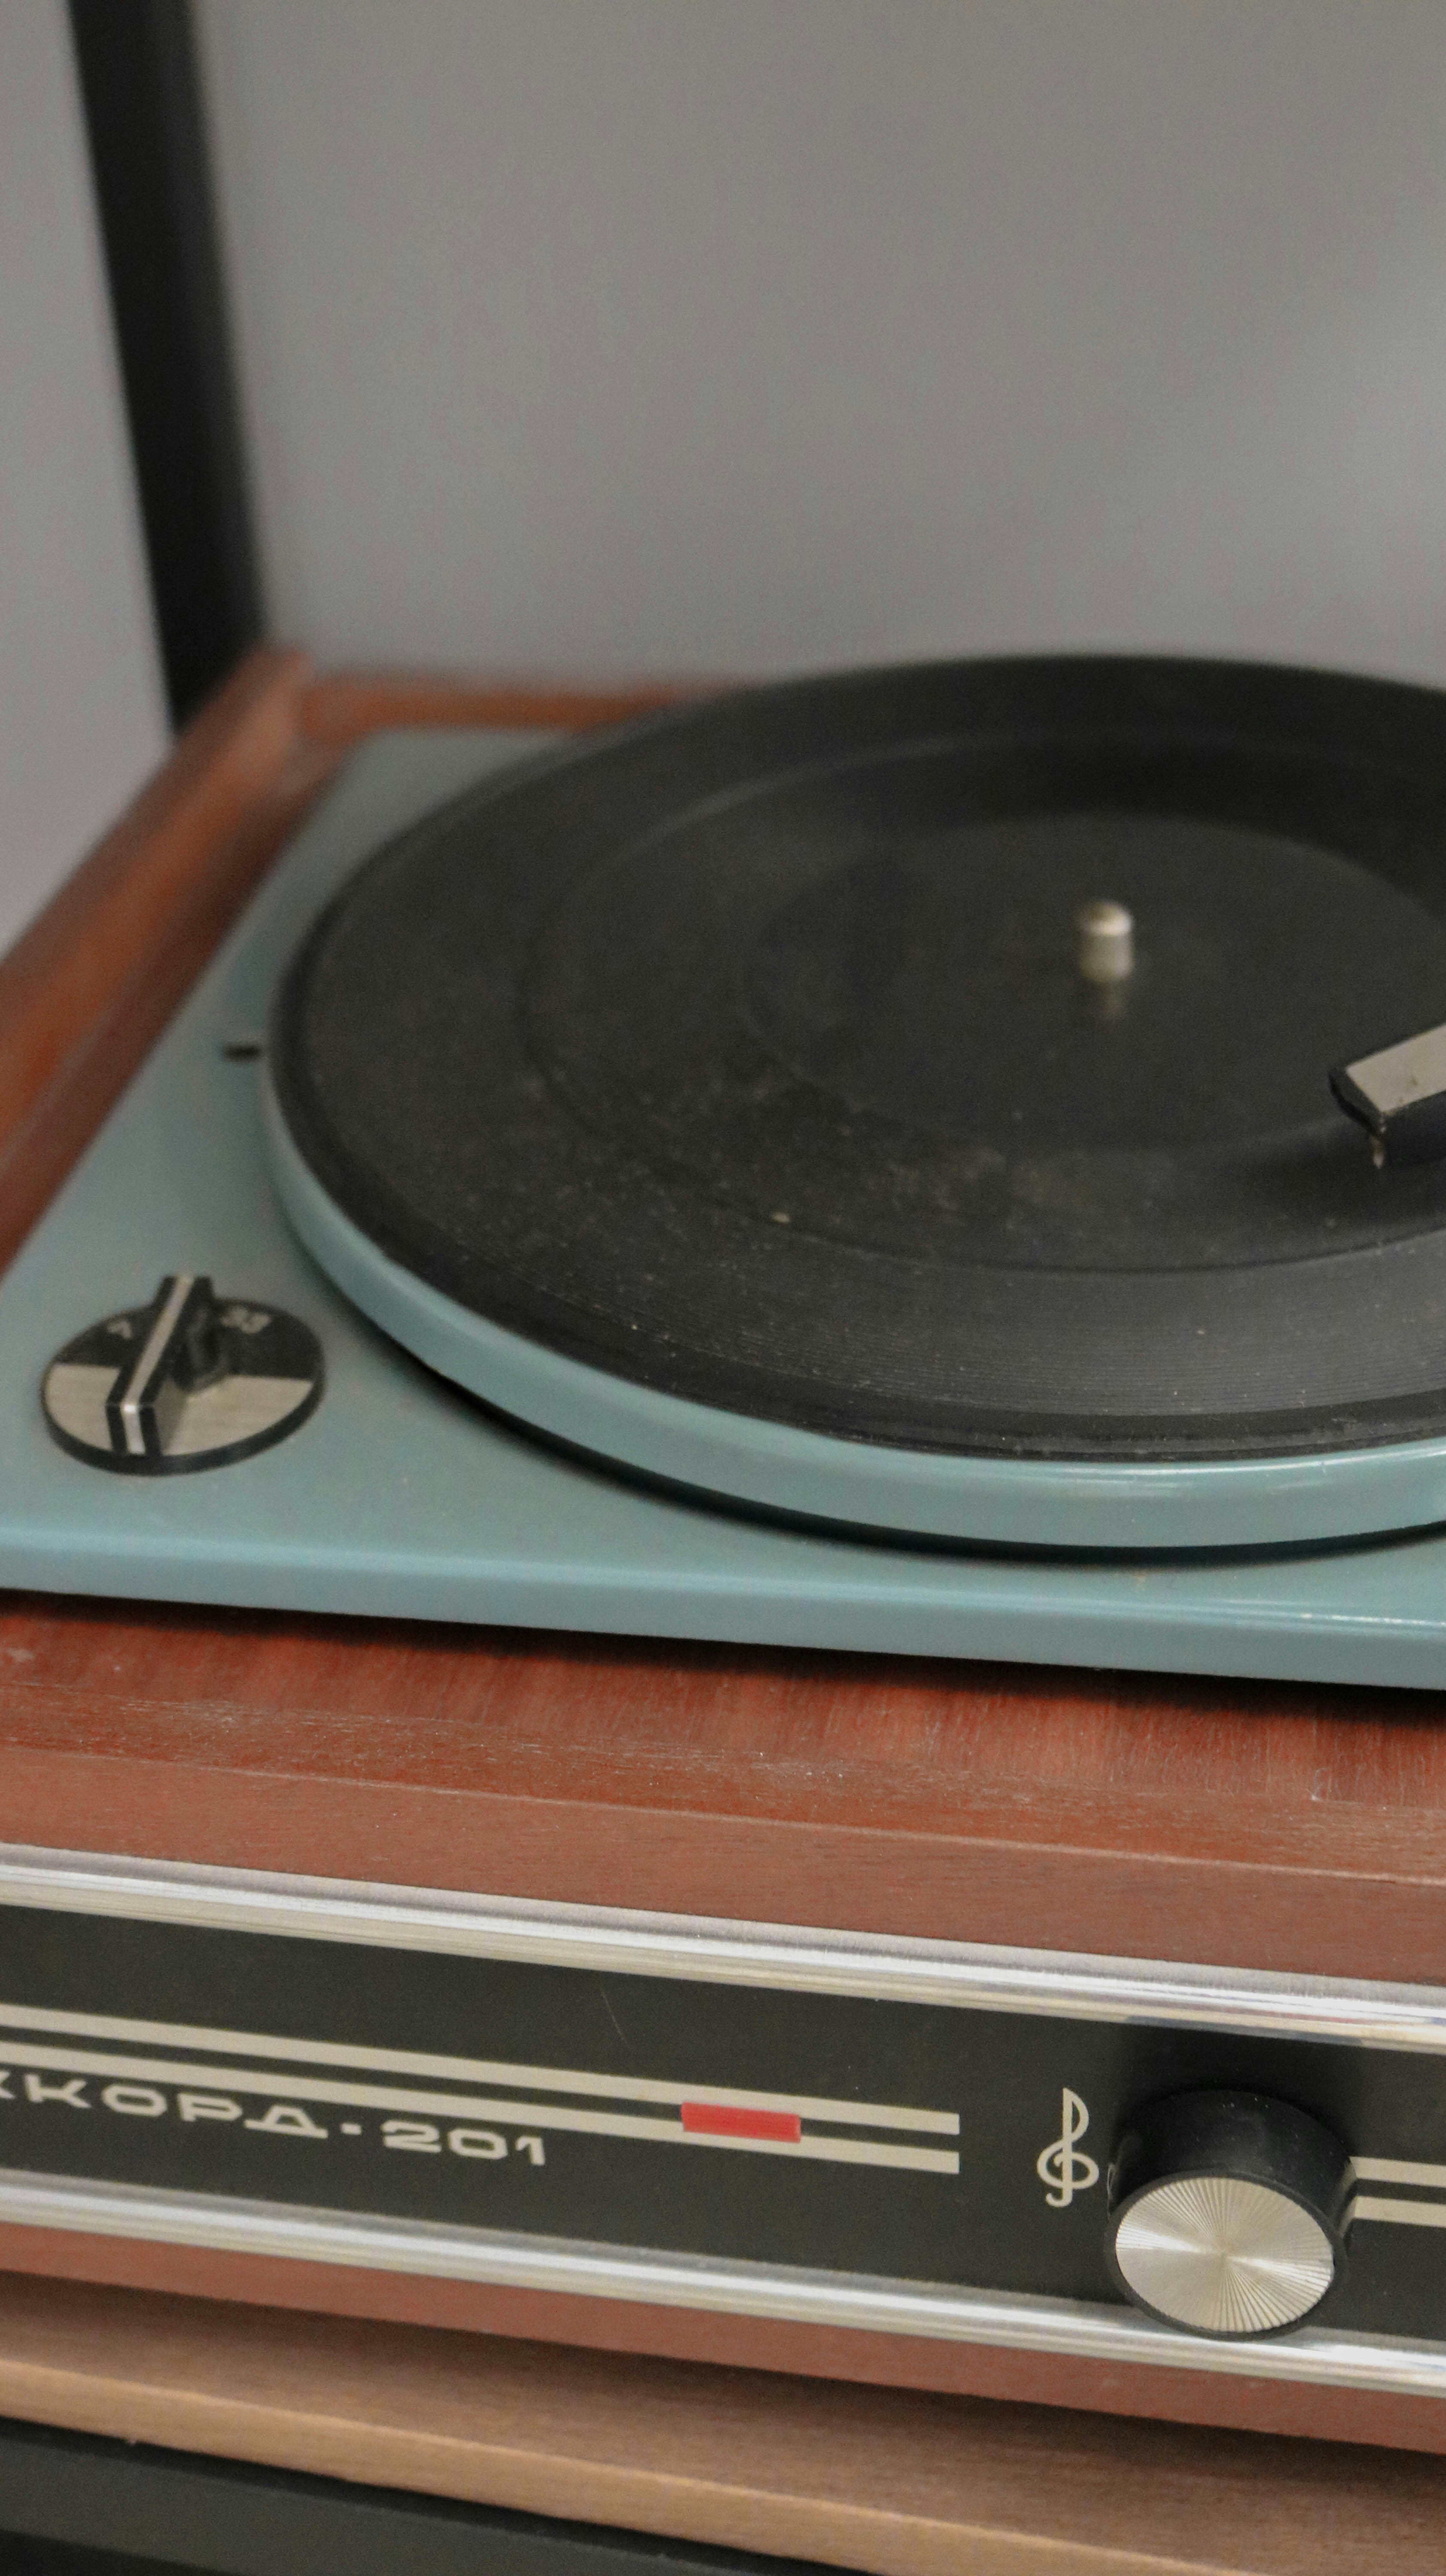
top-left (267, 656), bottom-right (1446, 1545)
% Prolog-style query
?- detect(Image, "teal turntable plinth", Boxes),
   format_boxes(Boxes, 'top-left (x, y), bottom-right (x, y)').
top-left (7, 707), bottom-right (1446, 1689)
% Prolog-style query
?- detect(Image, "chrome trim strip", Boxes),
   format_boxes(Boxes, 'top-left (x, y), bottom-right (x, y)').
top-left (3, 1843), bottom-right (1446, 2050)
top-left (0, 2167), bottom-right (1442, 2397)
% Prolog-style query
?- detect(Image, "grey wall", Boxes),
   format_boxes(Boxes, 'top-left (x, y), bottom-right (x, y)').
top-left (200, 0), bottom-right (1446, 688)
top-left (0, 0), bottom-right (165, 957)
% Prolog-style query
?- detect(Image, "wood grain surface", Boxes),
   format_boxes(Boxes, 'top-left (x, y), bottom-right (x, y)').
top-left (0, 651), bottom-right (323, 1274)
top-left (2, 1586), bottom-right (1446, 2449)
top-left (3, 661), bottom-right (1446, 2460)
top-left (0, 2269), bottom-right (1439, 2576)
top-left (1, 1592), bottom-right (1444, 1984)
top-left (299, 665), bottom-right (683, 747)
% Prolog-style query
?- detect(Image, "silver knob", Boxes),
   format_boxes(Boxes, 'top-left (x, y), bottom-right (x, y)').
top-left (1105, 2091), bottom-right (1350, 2339)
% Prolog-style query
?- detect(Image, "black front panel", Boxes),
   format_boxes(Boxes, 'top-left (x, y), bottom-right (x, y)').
top-left (3, 1903), bottom-right (1446, 2345)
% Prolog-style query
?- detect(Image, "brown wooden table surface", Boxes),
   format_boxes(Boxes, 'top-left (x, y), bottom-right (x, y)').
top-left (0, 2267), bottom-right (1438, 2576)
top-left (4, 651), bottom-right (1446, 2543)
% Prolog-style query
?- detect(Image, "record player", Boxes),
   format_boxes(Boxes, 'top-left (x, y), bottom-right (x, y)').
top-left (6, 650), bottom-right (1446, 2455)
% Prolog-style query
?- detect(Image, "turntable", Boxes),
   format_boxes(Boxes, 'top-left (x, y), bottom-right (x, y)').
top-left (7, 653), bottom-right (1446, 2454)
top-left (15, 652), bottom-right (1446, 1672)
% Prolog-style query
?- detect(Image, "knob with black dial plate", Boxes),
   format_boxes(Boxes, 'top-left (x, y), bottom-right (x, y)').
top-left (1105, 2091), bottom-right (1352, 2339)
top-left (42, 1276), bottom-right (323, 1474)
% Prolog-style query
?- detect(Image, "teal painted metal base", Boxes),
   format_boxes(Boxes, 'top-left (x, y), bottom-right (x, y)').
top-left (4, 727), bottom-right (1446, 1686)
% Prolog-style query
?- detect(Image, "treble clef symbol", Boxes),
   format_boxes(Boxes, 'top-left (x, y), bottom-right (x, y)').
top-left (1036, 2088), bottom-right (1100, 2208)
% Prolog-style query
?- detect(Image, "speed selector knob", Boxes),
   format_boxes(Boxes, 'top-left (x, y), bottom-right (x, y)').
top-left (43, 1276), bottom-right (323, 1474)
top-left (1105, 2091), bottom-right (1351, 2339)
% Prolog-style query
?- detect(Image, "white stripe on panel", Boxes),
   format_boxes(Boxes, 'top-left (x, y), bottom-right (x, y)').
top-left (1352, 2196), bottom-right (1446, 2230)
top-left (0, 2001), bottom-right (956, 2135)
top-left (0, 2042), bottom-right (959, 2173)
top-left (1352, 2157), bottom-right (1446, 2189)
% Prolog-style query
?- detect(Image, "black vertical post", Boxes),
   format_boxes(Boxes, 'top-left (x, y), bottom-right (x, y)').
top-left (68, 0), bottom-right (264, 728)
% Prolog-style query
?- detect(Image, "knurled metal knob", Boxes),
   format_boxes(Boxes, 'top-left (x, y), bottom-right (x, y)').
top-left (1105, 2091), bottom-right (1351, 2339)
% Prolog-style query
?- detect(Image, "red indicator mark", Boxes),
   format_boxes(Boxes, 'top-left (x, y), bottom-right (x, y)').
top-left (680, 2102), bottom-right (802, 2143)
